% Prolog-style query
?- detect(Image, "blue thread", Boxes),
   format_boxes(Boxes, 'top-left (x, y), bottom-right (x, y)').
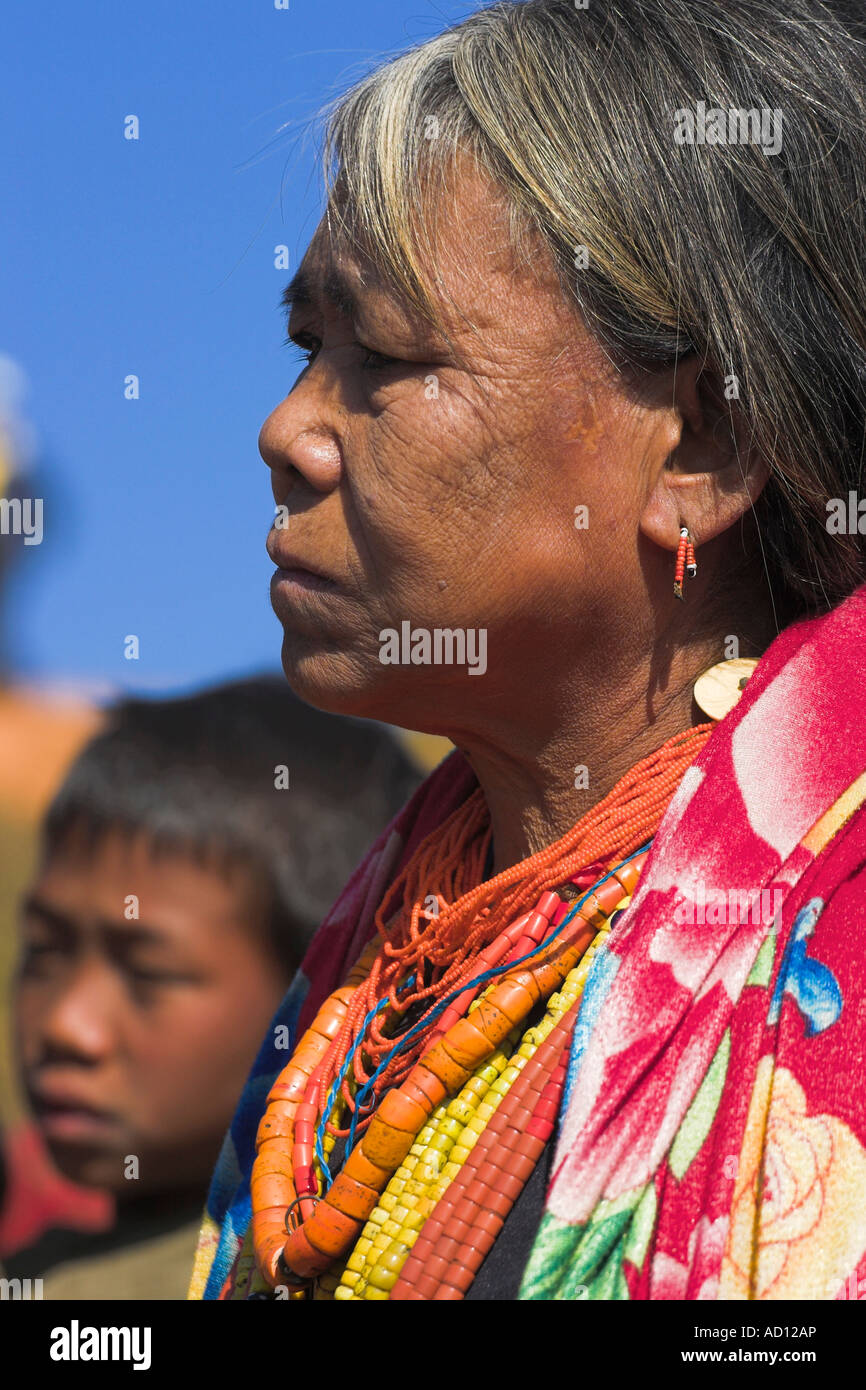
top-left (314, 974), bottom-right (416, 1189)
top-left (336, 841), bottom-right (653, 1164)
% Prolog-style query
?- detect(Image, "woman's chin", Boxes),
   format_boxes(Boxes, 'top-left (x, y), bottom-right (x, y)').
top-left (279, 639), bottom-right (452, 731)
top-left (279, 639), bottom-right (391, 719)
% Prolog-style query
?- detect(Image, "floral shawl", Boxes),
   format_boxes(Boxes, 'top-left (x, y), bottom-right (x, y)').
top-left (190, 583), bottom-right (866, 1301)
top-left (522, 583), bottom-right (866, 1299)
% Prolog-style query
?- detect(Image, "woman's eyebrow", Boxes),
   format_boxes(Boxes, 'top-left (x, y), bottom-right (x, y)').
top-left (281, 263), bottom-right (443, 348)
top-left (280, 266), bottom-right (367, 323)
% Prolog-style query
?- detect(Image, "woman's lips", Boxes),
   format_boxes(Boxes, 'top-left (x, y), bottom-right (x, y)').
top-left (271, 566), bottom-right (335, 592)
top-left (269, 566), bottom-right (341, 626)
top-left (267, 536), bottom-right (342, 620)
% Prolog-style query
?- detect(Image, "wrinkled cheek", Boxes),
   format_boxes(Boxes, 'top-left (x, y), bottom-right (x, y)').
top-left (368, 394), bottom-right (481, 509)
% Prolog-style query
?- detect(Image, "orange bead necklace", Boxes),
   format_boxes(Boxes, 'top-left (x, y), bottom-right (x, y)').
top-left (324, 724), bottom-right (712, 1119)
top-left (251, 723), bottom-right (712, 1289)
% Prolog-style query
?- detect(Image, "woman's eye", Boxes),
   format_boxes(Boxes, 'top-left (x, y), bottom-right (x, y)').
top-left (286, 333), bottom-right (320, 368)
top-left (360, 347), bottom-right (399, 372)
top-left (285, 332), bottom-right (399, 374)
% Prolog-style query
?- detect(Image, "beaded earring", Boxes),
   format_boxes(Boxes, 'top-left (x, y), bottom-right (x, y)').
top-left (673, 525), bottom-right (697, 600)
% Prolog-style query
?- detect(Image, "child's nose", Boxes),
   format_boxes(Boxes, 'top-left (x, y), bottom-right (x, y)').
top-left (39, 959), bottom-right (117, 1063)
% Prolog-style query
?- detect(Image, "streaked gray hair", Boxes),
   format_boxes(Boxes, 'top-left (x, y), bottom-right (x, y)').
top-left (318, 0), bottom-right (866, 619)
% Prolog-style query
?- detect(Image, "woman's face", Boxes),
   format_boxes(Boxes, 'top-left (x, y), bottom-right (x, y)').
top-left (262, 167), bottom-right (661, 736)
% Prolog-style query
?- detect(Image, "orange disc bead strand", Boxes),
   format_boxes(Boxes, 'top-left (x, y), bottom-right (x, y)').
top-left (390, 862), bottom-right (644, 1299)
top-left (324, 728), bottom-right (712, 1112)
top-left (278, 904), bottom-right (598, 1279)
top-left (279, 857), bottom-right (646, 1283)
top-left (249, 725), bottom-right (712, 1292)
top-left (251, 938), bottom-right (380, 1286)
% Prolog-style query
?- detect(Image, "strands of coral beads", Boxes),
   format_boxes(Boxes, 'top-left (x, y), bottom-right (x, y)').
top-left (336, 872), bottom-right (635, 1299)
top-left (390, 1020), bottom-right (579, 1300)
top-left (278, 902), bottom-right (597, 1280)
top-left (321, 726), bottom-right (711, 1127)
top-left (249, 724), bottom-right (712, 1292)
top-left (392, 1031), bottom-right (575, 1300)
top-left (341, 957), bottom-right (598, 1299)
top-left (282, 854), bottom-right (643, 1288)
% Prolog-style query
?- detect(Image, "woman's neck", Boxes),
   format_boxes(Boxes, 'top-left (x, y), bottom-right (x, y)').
top-left (453, 629), bottom-right (763, 876)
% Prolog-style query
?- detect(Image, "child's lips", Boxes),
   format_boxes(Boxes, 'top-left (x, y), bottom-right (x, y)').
top-left (31, 1090), bottom-right (120, 1142)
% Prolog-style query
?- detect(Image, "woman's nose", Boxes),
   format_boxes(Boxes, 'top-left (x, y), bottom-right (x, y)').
top-left (259, 393), bottom-right (343, 496)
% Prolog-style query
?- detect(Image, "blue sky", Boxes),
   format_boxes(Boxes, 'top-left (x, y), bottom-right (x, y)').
top-left (1, 0), bottom-right (474, 698)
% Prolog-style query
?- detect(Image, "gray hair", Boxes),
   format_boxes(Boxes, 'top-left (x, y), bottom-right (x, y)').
top-left (317, 0), bottom-right (866, 620)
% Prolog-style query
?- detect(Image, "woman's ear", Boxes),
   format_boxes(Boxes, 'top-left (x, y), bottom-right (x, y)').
top-left (639, 354), bottom-right (771, 551)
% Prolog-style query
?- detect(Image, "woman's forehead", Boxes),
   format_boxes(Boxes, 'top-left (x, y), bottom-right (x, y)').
top-left (299, 177), bottom-right (562, 343)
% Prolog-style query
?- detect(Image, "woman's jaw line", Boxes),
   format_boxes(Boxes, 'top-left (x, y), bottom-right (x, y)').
top-left (277, 615), bottom-right (751, 877)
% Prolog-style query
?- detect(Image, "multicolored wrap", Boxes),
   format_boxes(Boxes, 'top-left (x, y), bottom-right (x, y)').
top-left (190, 583), bottom-right (866, 1301)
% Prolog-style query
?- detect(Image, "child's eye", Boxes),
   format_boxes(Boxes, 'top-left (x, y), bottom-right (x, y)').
top-left (128, 966), bottom-right (193, 988)
top-left (19, 943), bottom-right (64, 975)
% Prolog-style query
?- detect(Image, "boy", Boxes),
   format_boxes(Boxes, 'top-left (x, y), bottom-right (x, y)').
top-left (2, 676), bottom-right (419, 1297)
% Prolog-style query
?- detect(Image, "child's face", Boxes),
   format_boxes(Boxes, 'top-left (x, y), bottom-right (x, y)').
top-left (14, 828), bottom-right (290, 1196)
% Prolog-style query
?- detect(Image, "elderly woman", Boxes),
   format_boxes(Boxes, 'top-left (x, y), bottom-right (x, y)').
top-left (190, 0), bottom-right (866, 1301)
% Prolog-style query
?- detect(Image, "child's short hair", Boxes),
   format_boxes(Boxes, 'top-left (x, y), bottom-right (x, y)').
top-left (41, 676), bottom-right (421, 973)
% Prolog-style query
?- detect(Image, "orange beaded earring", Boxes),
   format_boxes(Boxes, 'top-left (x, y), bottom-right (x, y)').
top-left (673, 525), bottom-right (697, 600)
